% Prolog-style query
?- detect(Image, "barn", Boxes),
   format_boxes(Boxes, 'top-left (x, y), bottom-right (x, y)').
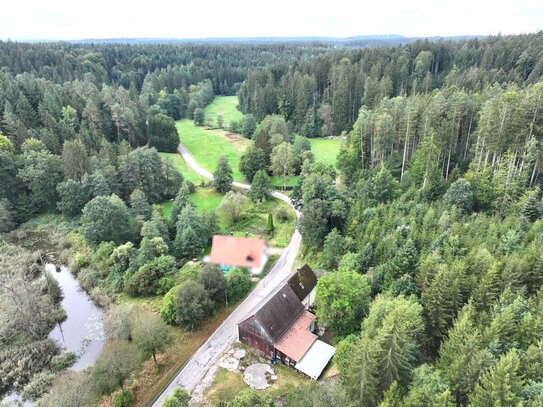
top-left (287, 264), bottom-right (318, 309)
top-left (237, 265), bottom-right (335, 379)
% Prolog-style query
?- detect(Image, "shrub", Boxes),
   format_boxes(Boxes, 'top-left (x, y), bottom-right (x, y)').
top-left (160, 286), bottom-right (178, 325)
top-left (163, 388), bottom-right (191, 407)
top-left (51, 351), bottom-right (77, 372)
top-left (112, 389), bottom-right (135, 407)
top-left (226, 268), bottom-right (252, 304)
top-left (21, 371), bottom-right (56, 401)
top-left (275, 206), bottom-right (290, 222)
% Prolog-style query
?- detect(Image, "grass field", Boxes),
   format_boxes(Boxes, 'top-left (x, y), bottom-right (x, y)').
top-left (309, 137), bottom-right (342, 168)
top-left (176, 119), bottom-right (249, 181)
top-left (159, 152), bottom-right (207, 185)
top-left (204, 96), bottom-right (243, 127)
top-left (157, 188), bottom-right (223, 219)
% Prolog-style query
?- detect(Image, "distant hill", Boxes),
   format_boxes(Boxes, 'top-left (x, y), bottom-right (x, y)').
top-left (70, 35), bottom-right (485, 47)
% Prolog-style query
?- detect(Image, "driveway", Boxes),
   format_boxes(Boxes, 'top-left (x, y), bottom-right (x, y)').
top-left (149, 144), bottom-right (302, 406)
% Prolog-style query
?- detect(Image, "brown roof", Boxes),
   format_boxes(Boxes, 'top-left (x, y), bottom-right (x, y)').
top-left (254, 285), bottom-right (304, 342)
top-left (210, 235), bottom-right (266, 268)
top-left (288, 264), bottom-right (317, 302)
top-left (274, 311), bottom-right (317, 362)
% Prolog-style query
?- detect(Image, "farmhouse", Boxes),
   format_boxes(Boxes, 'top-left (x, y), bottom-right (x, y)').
top-left (237, 265), bottom-right (335, 380)
top-left (207, 235), bottom-right (268, 275)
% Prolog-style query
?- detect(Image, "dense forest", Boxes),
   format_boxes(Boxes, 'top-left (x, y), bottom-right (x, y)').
top-left (1, 31), bottom-right (543, 406)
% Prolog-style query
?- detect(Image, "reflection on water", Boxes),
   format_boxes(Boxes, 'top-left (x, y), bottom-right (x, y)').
top-left (2, 264), bottom-right (105, 405)
top-left (47, 264), bottom-right (105, 370)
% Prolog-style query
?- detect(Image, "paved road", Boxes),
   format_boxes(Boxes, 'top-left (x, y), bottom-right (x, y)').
top-left (150, 145), bottom-right (302, 406)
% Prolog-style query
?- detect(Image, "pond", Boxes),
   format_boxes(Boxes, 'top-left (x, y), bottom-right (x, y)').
top-left (1, 264), bottom-right (105, 405)
top-left (47, 263), bottom-right (105, 370)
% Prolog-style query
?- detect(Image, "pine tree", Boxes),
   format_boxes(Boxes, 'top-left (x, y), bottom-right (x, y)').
top-left (171, 183), bottom-right (191, 223)
top-left (213, 156), bottom-right (233, 193)
top-left (469, 350), bottom-right (524, 407)
top-left (438, 305), bottom-right (490, 405)
top-left (421, 264), bottom-right (460, 352)
top-left (249, 170), bottom-right (271, 202)
top-left (521, 189), bottom-right (542, 222)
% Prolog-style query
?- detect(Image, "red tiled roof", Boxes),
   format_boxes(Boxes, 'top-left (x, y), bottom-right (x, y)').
top-left (274, 311), bottom-right (317, 362)
top-left (209, 235), bottom-right (266, 269)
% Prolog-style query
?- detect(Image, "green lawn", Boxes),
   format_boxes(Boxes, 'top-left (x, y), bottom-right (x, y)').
top-left (176, 119), bottom-right (249, 182)
top-left (309, 137), bottom-right (342, 168)
top-left (157, 188), bottom-right (223, 219)
top-left (205, 96), bottom-right (243, 127)
top-left (227, 199), bottom-right (296, 248)
top-left (190, 188), bottom-right (223, 212)
top-left (158, 152), bottom-right (207, 185)
top-left (271, 175), bottom-right (299, 189)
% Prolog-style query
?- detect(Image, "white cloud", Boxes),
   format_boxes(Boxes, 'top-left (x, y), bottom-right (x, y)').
top-left (1, 0), bottom-right (541, 40)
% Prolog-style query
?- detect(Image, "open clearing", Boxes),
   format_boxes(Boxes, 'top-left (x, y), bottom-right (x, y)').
top-left (308, 137), bottom-right (342, 168)
top-left (204, 96), bottom-right (244, 126)
top-left (176, 119), bottom-right (249, 182)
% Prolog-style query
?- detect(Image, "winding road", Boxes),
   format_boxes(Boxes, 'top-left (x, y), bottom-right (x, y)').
top-left (150, 143), bottom-right (302, 406)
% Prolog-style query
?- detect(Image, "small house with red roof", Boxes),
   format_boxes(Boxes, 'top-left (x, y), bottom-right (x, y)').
top-left (207, 235), bottom-right (268, 275)
top-left (237, 265), bottom-right (335, 380)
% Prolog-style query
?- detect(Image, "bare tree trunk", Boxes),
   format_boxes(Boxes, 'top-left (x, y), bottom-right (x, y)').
top-left (401, 112), bottom-right (411, 180)
top-left (446, 146), bottom-right (452, 180)
top-left (530, 158), bottom-right (539, 187)
top-left (464, 111), bottom-right (474, 158)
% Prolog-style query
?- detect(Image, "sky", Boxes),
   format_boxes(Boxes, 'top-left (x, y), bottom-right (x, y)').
top-left (1, 0), bottom-right (542, 40)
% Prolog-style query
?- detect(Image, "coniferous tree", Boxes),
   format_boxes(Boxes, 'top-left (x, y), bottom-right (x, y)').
top-left (213, 156), bottom-right (233, 193)
top-left (469, 350), bottom-right (524, 407)
top-left (148, 113), bottom-right (179, 153)
top-left (521, 189), bottom-right (542, 221)
top-left (170, 183), bottom-right (191, 223)
top-left (62, 139), bottom-right (89, 181)
top-left (249, 170), bottom-right (271, 201)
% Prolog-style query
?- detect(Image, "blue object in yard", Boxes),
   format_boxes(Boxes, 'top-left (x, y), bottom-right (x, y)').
top-left (220, 265), bottom-right (231, 274)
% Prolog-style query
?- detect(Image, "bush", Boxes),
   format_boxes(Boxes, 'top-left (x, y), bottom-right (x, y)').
top-left (21, 371), bottom-right (56, 401)
top-left (78, 267), bottom-right (99, 291)
top-left (275, 206), bottom-right (290, 222)
top-left (163, 387), bottom-right (191, 407)
top-left (51, 351), bottom-right (77, 372)
top-left (160, 286), bottom-right (178, 325)
top-left (112, 389), bottom-right (135, 407)
top-left (185, 181), bottom-right (196, 193)
top-left (226, 268), bottom-right (252, 304)
top-left (124, 255), bottom-right (177, 297)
